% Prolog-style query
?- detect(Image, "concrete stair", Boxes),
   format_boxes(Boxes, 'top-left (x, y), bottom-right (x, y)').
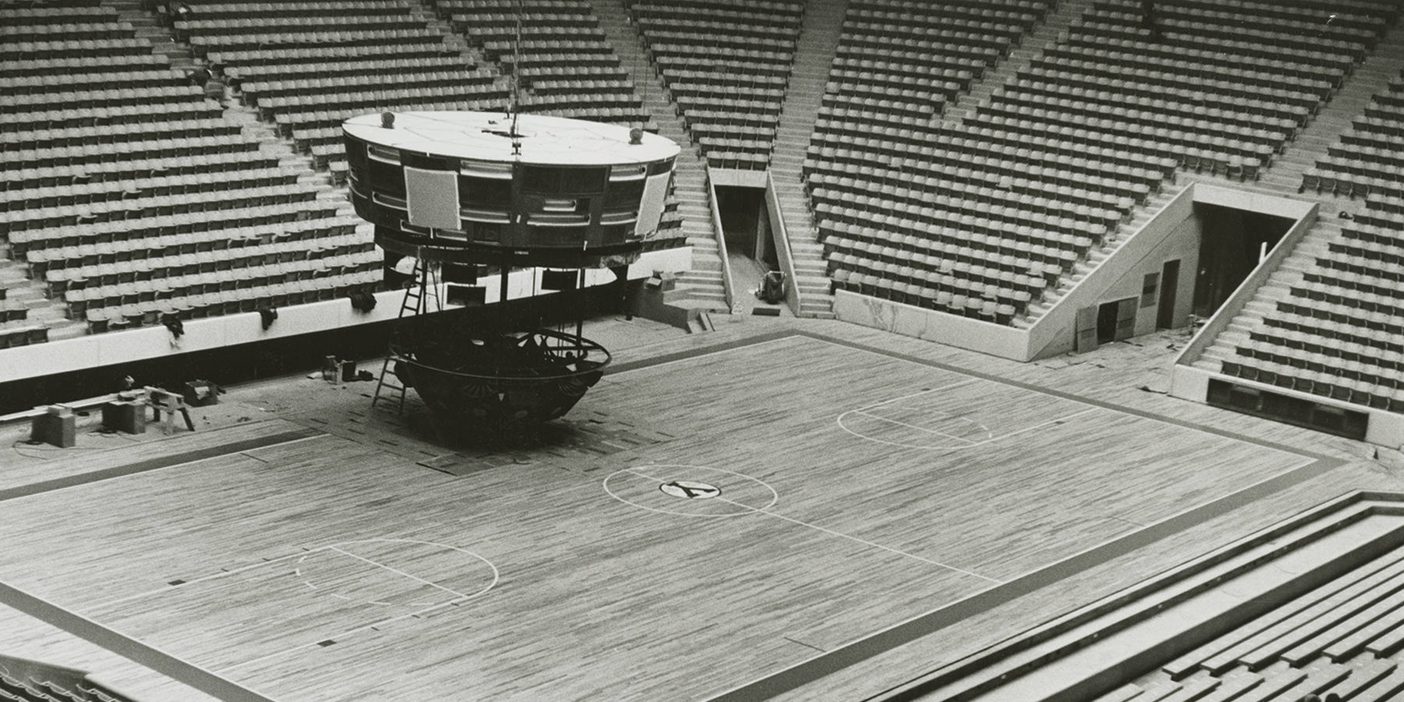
top-left (1255, 23), bottom-right (1404, 198)
top-left (938, 0), bottom-right (1098, 128)
top-left (107, 0), bottom-right (198, 70)
top-left (768, 0), bottom-right (847, 319)
top-left (593, 0), bottom-right (728, 310)
top-left (1190, 218), bottom-right (1341, 373)
top-left (411, 1), bottom-right (489, 67)
top-left (1176, 20), bottom-right (1404, 376)
top-left (1017, 186), bottom-right (1181, 327)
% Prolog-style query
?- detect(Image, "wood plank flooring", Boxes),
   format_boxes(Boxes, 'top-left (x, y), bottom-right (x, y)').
top-left (0, 330), bottom-right (1339, 701)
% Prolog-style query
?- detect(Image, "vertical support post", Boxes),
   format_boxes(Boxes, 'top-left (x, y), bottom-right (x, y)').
top-left (576, 268), bottom-right (585, 342)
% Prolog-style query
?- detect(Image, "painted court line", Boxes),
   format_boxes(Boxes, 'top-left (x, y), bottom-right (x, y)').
top-left (802, 333), bottom-right (1332, 461)
top-left (89, 551), bottom-right (310, 611)
top-left (215, 598), bottom-right (464, 677)
top-left (851, 410), bottom-right (976, 445)
top-left (0, 428), bottom-right (321, 503)
top-left (624, 466), bottom-right (1001, 585)
top-left (606, 332), bottom-right (800, 376)
top-left (327, 546), bottom-right (466, 599)
top-left (962, 407), bottom-right (1102, 449)
top-left (732, 497), bottom-right (1003, 586)
top-left (855, 377), bottom-right (983, 412)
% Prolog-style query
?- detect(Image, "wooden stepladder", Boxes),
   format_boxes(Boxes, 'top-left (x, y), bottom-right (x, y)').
top-left (371, 257), bottom-right (442, 414)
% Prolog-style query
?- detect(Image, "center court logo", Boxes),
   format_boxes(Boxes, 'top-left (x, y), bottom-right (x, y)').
top-left (659, 480), bottom-right (721, 499)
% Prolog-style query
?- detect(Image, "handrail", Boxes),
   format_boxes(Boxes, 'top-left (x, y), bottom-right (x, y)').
top-left (1025, 181), bottom-right (1194, 360)
top-left (763, 170), bottom-right (803, 315)
top-left (704, 166), bottom-right (736, 312)
top-left (1172, 198), bottom-right (1319, 369)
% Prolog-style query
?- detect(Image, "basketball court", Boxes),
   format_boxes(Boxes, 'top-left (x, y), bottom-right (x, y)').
top-left (0, 330), bottom-right (1334, 701)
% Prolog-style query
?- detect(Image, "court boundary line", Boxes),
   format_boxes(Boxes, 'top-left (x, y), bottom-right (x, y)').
top-left (0, 427), bottom-right (333, 702)
top-left (798, 332), bottom-right (1338, 462)
top-left (0, 329), bottom-right (1341, 702)
top-left (0, 426), bottom-right (323, 503)
top-left (604, 329), bottom-right (799, 376)
top-left (213, 535), bottom-right (503, 676)
top-left (701, 332), bottom-right (1340, 702)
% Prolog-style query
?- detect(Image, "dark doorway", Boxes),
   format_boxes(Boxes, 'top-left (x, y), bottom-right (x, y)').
top-left (1157, 259), bottom-right (1180, 329)
top-left (1095, 297), bottom-right (1137, 344)
top-left (1096, 301), bottom-right (1120, 344)
top-left (1192, 205), bottom-right (1293, 319)
top-left (715, 186), bottom-right (769, 265)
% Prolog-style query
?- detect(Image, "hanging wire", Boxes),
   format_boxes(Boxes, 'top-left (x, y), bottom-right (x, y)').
top-left (634, 2), bottom-right (649, 131)
top-left (509, 0), bottom-right (523, 154)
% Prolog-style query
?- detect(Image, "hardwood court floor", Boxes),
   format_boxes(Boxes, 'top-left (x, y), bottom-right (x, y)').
top-left (0, 329), bottom-right (1340, 701)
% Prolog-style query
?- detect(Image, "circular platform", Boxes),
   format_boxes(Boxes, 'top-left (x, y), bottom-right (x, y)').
top-left (344, 111), bottom-right (680, 166)
top-left (343, 111), bottom-right (681, 267)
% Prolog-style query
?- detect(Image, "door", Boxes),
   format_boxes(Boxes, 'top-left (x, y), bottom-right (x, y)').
top-left (1114, 297), bottom-right (1137, 341)
top-left (1076, 305), bottom-right (1099, 352)
top-left (1157, 259), bottom-right (1180, 329)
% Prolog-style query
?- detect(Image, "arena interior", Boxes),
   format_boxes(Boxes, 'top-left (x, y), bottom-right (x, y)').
top-left (5, 0), bottom-right (1404, 700)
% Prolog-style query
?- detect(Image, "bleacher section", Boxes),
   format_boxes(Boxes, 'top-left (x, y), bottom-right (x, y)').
top-left (1308, 69), bottom-right (1404, 200)
top-left (806, 0), bottom-right (1064, 326)
top-left (809, 0), bottom-right (1396, 327)
top-left (177, 0), bottom-right (510, 178)
top-left (1111, 540), bottom-right (1404, 701)
top-left (627, 0), bottom-right (804, 169)
top-left (428, 0), bottom-right (649, 126)
top-left (1215, 198), bottom-right (1404, 414)
top-left (0, 654), bottom-right (133, 702)
top-left (0, 0), bottom-right (378, 342)
top-left (874, 493), bottom-right (1404, 701)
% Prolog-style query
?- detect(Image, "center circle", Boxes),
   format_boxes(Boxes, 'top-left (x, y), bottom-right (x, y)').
top-left (659, 480), bottom-right (721, 500)
top-left (603, 464), bottom-right (779, 517)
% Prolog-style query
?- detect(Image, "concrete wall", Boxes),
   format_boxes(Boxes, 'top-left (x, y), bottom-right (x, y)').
top-left (1172, 364), bottom-right (1404, 449)
top-left (1033, 209), bottom-right (1203, 358)
top-left (1172, 189), bottom-right (1318, 371)
top-left (763, 171), bottom-right (802, 314)
top-left (0, 248), bottom-right (691, 385)
top-left (709, 168), bottom-right (768, 188)
top-left (833, 290), bottom-right (1029, 360)
top-left (1026, 184), bottom-right (1197, 359)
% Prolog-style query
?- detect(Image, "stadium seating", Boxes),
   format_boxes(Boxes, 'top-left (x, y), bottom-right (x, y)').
top-left (0, 654), bottom-right (133, 702)
top-left (627, 0), bottom-right (804, 169)
top-left (809, 0), bottom-right (1394, 326)
top-left (177, 0), bottom-right (510, 176)
top-left (1307, 70), bottom-right (1404, 200)
top-left (427, 0), bottom-right (650, 126)
top-left (0, 0), bottom-right (380, 340)
top-left (1218, 196), bottom-right (1404, 413)
top-left (1108, 547), bottom-right (1404, 701)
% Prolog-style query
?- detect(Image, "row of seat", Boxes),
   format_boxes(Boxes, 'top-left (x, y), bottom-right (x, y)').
top-left (632, 0), bottom-right (804, 168)
top-left (434, 0), bottom-right (648, 126)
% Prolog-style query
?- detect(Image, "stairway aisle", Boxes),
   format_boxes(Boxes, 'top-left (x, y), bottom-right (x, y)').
top-left (768, 0), bottom-right (847, 319)
top-left (1191, 218), bottom-right (1339, 374)
top-left (593, 0), bottom-right (729, 312)
top-left (939, 0), bottom-right (1098, 128)
top-left (1182, 18), bottom-right (1404, 374)
top-left (1253, 21), bottom-right (1404, 198)
top-left (1015, 186), bottom-right (1180, 327)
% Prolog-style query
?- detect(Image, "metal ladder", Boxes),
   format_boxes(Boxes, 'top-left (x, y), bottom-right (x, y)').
top-left (371, 258), bottom-right (441, 414)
